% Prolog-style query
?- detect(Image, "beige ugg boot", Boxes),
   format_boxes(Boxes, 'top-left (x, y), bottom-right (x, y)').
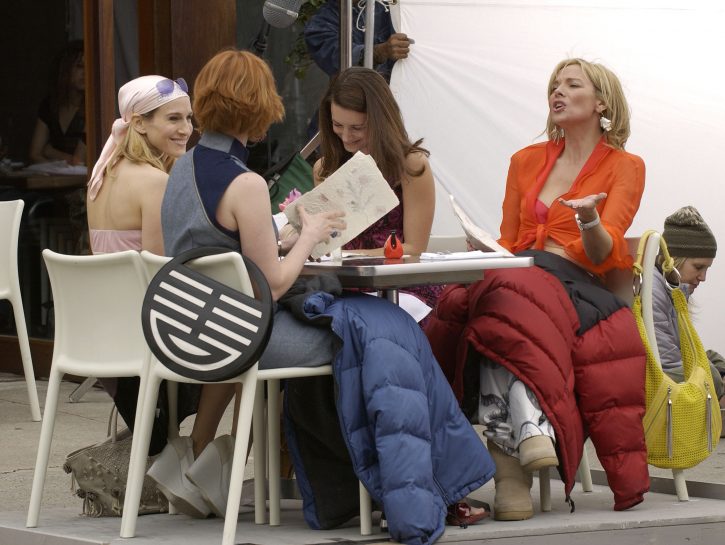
top-left (518, 435), bottom-right (558, 473)
top-left (488, 440), bottom-right (534, 521)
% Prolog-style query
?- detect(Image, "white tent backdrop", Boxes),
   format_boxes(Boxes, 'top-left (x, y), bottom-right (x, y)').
top-left (390, 0), bottom-right (725, 349)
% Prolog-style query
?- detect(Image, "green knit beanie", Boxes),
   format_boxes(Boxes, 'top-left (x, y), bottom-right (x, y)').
top-left (662, 206), bottom-right (717, 258)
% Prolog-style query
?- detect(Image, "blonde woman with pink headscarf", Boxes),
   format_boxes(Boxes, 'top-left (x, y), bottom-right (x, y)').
top-left (86, 75), bottom-right (192, 255)
top-left (85, 75), bottom-right (194, 462)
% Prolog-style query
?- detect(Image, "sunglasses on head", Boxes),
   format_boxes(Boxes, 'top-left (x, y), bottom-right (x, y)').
top-left (155, 78), bottom-right (188, 97)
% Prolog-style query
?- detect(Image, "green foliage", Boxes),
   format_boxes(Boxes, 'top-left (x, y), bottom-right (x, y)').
top-left (285, 0), bottom-right (326, 79)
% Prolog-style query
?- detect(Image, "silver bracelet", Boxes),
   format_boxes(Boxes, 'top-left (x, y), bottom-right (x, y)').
top-left (575, 213), bottom-right (600, 231)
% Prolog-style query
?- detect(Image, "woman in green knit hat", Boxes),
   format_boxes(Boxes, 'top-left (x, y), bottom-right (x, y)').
top-left (655, 205), bottom-right (723, 401)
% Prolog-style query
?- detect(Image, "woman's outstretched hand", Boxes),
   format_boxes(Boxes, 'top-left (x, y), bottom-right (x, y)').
top-left (558, 192), bottom-right (607, 220)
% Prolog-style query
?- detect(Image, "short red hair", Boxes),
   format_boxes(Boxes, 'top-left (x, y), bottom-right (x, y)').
top-left (193, 49), bottom-right (284, 140)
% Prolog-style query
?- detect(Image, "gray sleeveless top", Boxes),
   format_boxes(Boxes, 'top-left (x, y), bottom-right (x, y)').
top-left (162, 132), bottom-right (249, 256)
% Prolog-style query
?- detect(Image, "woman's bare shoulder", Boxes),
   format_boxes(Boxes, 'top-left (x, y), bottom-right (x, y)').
top-left (119, 161), bottom-right (168, 189)
top-left (404, 150), bottom-right (430, 173)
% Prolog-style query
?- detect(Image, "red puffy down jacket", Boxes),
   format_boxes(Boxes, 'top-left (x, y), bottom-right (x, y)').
top-left (425, 264), bottom-right (649, 511)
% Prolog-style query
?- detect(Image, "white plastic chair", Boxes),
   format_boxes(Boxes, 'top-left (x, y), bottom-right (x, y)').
top-left (122, 251), bottom-right (264, 545)
top-left (27, 250), bottom-right (152, 527)
top-left (0, 200), bottom-right (41, 421)
top-left (256, 366), bottom-right (373, 534)
top-left (133, 251), bottom-right (373, 541)
top-left (638, 231), bottom-right (689, 501)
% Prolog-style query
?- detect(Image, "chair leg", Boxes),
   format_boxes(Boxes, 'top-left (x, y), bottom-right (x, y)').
top-left (120, 373), bottom-right (162, 538)
top-left (166, 381), bottom-right (179, 440)
top-left (68, 377), bottom-right (98, 403)
top-left (222, 369), bottom-right (258, 545)
top-left (253, 380), bottom-right (266, 524)
top-left (359, 483), bottom-right (372, 535)
top-left (539, 467), bottom-right (552, 512)
top-left (538, 445), bottom-right (590, 512)
top-left (164, 380), bottom-right (180, 514)
top-left (578, 447), bottom-right (593, 492)
top-left (26, 369), bottom-right (62, 526)
top-left (673, 469), bottom-right (689, 501)
top-left (267, 378), bottom-right (281, 526)
top-left (11, 295), bottom-right (41, 422)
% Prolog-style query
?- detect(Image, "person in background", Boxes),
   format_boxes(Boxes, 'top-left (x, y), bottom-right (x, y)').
top-left (29, 40), bottom-right (86, 165)
top-left (312, 66), bottom-right (439, 311)
top-left (426, 58), bottom-right (650, 520)
top-left (86, 74), bottom-right (194, 453)
top-left (303, 1), bottom-right (413, 140)
top-left (655, 205), bottom-right (724, 401)
top-left (304, 0), bottom-right (413, 82)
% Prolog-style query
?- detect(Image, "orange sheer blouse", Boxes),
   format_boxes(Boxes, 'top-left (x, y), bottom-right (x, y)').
top-left (498, 138), bottom-right (645, 275)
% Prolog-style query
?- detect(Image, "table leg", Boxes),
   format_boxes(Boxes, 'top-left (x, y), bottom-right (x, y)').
top-left (382, 289), bottom-right (399, 305)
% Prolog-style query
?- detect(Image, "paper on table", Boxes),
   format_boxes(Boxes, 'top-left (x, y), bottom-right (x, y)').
top-left (449, 194), bottom-right (513, 256)
top-left (284, 152), bottom-right (399, 259)
top-left (419, 250), bottom-right (506, 260)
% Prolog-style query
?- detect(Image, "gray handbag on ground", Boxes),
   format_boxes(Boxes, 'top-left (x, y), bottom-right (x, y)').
top-left (63, 414), bottom-right (168, 517)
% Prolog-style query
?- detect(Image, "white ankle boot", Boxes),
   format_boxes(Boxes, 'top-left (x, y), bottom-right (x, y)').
top-left (185, 434), bottom-right (235, 518)
top-left (146, 436), bottom-right (210, 518)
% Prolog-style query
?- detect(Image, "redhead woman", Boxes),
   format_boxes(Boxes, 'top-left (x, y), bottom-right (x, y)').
top-left (148, 49), bottom-right (345, 520)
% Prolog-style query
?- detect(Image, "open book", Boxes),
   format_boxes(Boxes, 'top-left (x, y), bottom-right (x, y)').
top-left (449, 194), bottom-right (513, 256)
top-left (283, 152), bottom-right (399, 259)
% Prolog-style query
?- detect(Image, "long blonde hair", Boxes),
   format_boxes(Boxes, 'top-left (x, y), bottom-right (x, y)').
top-left (104, 109), bottom-right (174, 178)
top-left (545, 58), bottom-right (631, 150)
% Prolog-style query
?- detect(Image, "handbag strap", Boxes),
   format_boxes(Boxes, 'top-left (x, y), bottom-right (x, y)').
top-left (631, 230), bottom-right (673, 383)
top-left (632, 231), bottom-right (711, 382)
top-left (671, 286), bottom-right (710, 378)
top-left (632, 229), bottom-right (675, 279)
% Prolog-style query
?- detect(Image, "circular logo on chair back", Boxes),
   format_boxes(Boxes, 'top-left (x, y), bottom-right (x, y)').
top-left (141, 247), bottom-right (273, 382)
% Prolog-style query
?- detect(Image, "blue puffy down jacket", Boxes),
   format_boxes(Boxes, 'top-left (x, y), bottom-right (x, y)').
top-left (289, 292), bottom-right (495, 545)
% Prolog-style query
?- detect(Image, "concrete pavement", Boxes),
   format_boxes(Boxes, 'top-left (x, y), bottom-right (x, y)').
top-left (3, 373), bottom-right (725, 545)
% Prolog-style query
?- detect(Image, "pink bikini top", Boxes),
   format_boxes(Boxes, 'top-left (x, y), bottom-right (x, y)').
top-left (534, 199), bottom-right (549, 224)
top-left (90, 229), bottom-right (142, 254)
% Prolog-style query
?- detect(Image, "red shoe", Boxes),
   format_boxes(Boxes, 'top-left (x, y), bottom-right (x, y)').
top-left (446, 501), bottom-right (491, 528)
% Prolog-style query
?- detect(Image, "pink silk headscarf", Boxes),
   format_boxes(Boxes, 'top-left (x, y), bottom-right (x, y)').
top-left (87, 75), bottom-right (189, 200)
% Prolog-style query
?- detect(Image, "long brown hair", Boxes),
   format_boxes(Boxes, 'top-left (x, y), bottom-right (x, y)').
top-left (50, 40), bottom-right (84, 114)
top-left (318, 67), bottom-right (428, 185)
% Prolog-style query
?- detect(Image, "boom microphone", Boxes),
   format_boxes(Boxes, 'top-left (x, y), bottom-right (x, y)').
top-left (262, 0), bottom-right (307, 29)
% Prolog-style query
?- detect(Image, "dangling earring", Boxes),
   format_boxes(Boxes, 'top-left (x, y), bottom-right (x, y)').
top-left (599, 114), bottom-right (612, 132)
top-left (551, 125), bottom-right (564, 143)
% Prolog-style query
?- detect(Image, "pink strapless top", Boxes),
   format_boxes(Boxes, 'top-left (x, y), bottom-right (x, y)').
top-left (90, 229), bottom-right (142, 254)
top-left (534, 199), bottom-right (549, 224)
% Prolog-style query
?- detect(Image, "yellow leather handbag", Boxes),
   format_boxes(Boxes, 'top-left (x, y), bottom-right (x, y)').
top-left (632, 231), bottom-right (721, 469)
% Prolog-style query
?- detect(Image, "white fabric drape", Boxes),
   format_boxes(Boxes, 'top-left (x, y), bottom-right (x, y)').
top-left (390, 0), bottom-right (725, 349)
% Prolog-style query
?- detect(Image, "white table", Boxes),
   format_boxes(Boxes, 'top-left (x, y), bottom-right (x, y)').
top-left (302, 254), bottom-right (534, 304)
